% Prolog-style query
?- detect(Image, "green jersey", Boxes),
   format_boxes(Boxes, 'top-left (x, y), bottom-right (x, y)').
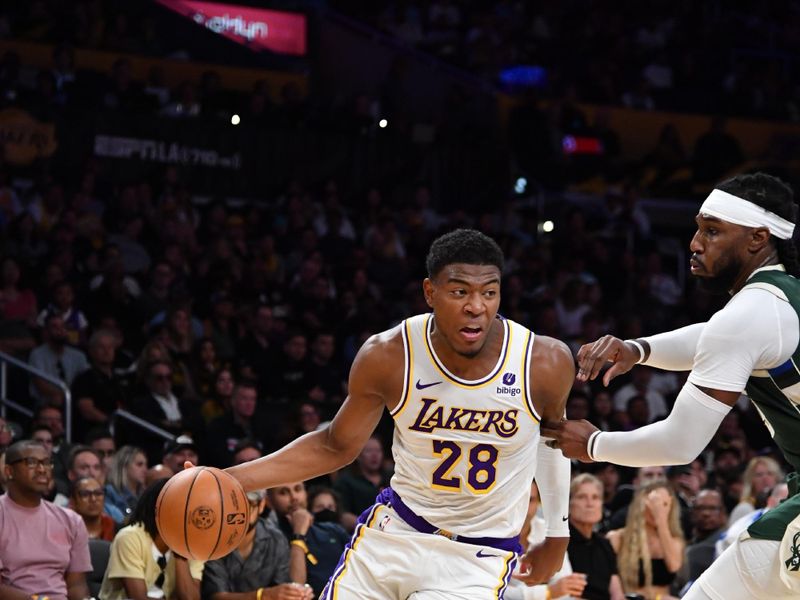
top-left (742, 269), bottom-right (800, 540)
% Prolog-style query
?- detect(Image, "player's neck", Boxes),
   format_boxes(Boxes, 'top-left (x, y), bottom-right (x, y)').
top-left (732, 249), bottom-right (780, 294)
top-left (430, 318), bottom-right (503, 379)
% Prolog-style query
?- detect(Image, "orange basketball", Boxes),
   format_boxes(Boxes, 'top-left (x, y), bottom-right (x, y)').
top-left (156, 466), bottom-right (250, 561)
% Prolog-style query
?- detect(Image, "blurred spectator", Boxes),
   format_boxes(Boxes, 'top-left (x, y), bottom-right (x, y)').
top-left (85, 427), bottom-right (116, 472)
top-left (727, 456), bottom-right (783, 526)
top-left (237, 304), bottom-right (278, 397)
top-left (104, 445), bottom-right (148, 523)
top-left (0, 255), bottom-right (38, 353)
top-left (334, 435), bottom-right (392, 532)
top-left (507, 480), bottom-right (583, 599)
top-left (306, 330), bottom-right (346, 406)
top-left (207, 380), bottom-right (274, 467)
top-left (123, 358), bottom-right (203, 464)
top-left (0, 415), bottom-right (13, 450)
top-left (607, 481), bottom-right (684, 599)
top-left (201, 367), bottom-right (234, 424)
top-left (672, 489), bottom-right (727, 596)
top-left (271, 331), bottom-right (312, 403)
top-left (70, 329), bottom-right (127, 443)
top-left (232, 438), bottom-right (263, 465)
top-left (715, 481), bottom-right (789, 558)
top-left (70, 475), bottom-right (116, 541)
top-left (99, 479), bottom-right (203, 599)
top-left (145, 463), bottom-right (173, 487)
top-left (201, 488), bottom-right (313, 600)
top-left (567, 473), bottom-right (626, 600)
top-left (691, 116), bottom-right (743, 183)
top-left (161, 435), bottom-right (199, 474)
top-left (29, 312), bottom-right (89, 406)
top-left (267, 481), bottom-right (349, 598)
top-left (0, 440), bottom-right (92, 600)
top-left (612, 366), bottom-right (668, 424)
top-left (35, 281), bottom-right (89, 346)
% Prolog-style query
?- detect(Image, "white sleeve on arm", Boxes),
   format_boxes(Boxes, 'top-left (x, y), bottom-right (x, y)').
top-left (641, 323), bottom-right (706, 371)
top-left (592, 287), bottom-right (798, 466)
top-left (687, 287), bottom-right (797, 391)
top-left (536, 436), bottom-right (571, 537)
top-left (590, 382), bottom-right (731, 466)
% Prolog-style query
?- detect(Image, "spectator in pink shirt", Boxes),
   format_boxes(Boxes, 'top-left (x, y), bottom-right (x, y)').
top-left (0, 439), bottom-right (92, 600)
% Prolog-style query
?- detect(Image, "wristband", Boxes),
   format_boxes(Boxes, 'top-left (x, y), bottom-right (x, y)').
top-left (256, 588), bottom-right (264, 600)
top-left (291, 539), bottom-right (318, 565)
top-left (587, 430), bottom-right (602, 461)
top-left (291, 533), bottom-right (307, 542)
top-left (625, 339), bottom-right (645, 363)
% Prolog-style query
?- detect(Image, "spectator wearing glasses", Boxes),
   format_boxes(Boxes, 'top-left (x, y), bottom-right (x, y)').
top-left (201, 489), bottom-right (313, 600)
top-left (0, 439), bottom-right (92, 600)
top-left (123, 359), bottom-right (202, 464)
top-left (99, 478), bottom-right (203, 600)
top-left (70, 476), bottom-right (116, 541)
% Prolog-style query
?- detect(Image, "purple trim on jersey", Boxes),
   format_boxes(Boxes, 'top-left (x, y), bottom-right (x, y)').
top-left (321, 499), bottom-right (385, 599)
top-left (387, 488), bottom-right (522, 554)
top-left (498, 555), bottom-right (518, 599)
top-left (424, 315), bottom-right (510, 387)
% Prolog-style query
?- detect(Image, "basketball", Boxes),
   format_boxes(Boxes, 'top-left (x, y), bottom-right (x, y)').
top-left (155, 466), bottom-right (250, 561)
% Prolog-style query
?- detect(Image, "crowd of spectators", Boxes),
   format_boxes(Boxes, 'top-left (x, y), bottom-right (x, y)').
top-left (0, 2), bottom-right (797, 599)
top-left (343, 0), bottom-right (800, 122)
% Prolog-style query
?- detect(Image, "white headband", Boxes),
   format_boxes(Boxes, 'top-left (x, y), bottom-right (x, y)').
top-left (699, 189), bottom-right (795, 240)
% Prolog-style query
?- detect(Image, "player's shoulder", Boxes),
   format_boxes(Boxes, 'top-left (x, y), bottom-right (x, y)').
top-left (353, 321), bottom-right (407, 367)
top-left (530, 334), bottom-right (575, 376)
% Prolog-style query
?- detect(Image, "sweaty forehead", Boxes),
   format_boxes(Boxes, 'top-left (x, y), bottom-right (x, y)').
top-left (436, 263), bottom-right (501, 283)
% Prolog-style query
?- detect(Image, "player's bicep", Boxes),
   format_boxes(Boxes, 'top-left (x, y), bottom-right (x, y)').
top-left (323, 335), bottom-right (399, 458)
top-left (688, 291), bottom-right (794, 393)
top-left (530, 337), bottom-right (576, 425)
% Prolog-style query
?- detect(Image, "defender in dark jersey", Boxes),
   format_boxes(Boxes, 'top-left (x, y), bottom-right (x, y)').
top-left (544, 172), bottom-right (800, 599)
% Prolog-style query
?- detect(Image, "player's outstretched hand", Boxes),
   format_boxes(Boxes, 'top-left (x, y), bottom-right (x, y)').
top-left (576, 335), bottom-right (640, 386)
top-left (541, 420), bottom-right (598, 462)
top-left (514, 537), bottom-right (569, 585)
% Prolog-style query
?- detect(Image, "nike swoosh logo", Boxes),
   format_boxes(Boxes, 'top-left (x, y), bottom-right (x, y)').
top-left (416, 380), bottom-right (442, 390)
top-left (476, 549), bottom-right (498, 558)
top-left (562, 516), bottom-right (569, 521)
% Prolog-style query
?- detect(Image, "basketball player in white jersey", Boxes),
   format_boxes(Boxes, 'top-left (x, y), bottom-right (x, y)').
top-left (224, 229), bottom-right (575, 598)
top-left (544, 172), bottom-right (800, 599)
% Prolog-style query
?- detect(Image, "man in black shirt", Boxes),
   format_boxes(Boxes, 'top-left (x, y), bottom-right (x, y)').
top-left (71, 329), bottom-right (127, 443)
top-left (568, 473), bottom-right (625, 600)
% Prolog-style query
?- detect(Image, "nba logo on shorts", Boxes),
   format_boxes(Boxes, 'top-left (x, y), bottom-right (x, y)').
top-left (502, 373), bottom-right (516, 386)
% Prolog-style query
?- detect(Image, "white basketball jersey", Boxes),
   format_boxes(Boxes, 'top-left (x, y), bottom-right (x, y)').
top-left (389, 313), bottom-right (542, 539)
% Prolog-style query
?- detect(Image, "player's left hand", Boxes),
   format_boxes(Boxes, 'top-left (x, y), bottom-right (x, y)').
top-left (513, 537), bottom-right (569, 585)
top-left (541, 419), bottom-right (598, 462)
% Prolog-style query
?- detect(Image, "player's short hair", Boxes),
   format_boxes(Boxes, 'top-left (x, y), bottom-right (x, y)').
top-left (425, 229), bottom-right (504, 279)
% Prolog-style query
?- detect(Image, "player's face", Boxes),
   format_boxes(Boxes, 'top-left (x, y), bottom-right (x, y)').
top-left (569, 482), bottom-right (603, 527)
top-left (689, 215), bottom-right (750, 293)
top-left (424, 263), bottom-right (501, 358)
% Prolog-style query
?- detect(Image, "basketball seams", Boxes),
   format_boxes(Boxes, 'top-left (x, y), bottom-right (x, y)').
top-left (182, 466), bottom-right (204, 560)
top-left (207, 469), bottom-right (225, 560)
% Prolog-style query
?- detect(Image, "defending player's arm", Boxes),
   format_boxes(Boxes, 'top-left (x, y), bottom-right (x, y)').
top-left (549, 289), bottom-right (795, 464)
top-left (516, 336), bottom-right (574, 585)
top-left (226, 331), bottom-right (401, 491)
top-left (576, 323), bottom-right (705, 385)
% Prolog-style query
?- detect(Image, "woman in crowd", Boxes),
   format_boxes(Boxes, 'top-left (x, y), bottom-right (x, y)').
top-left (727, 456), bottom-right (783, 525)
top-left (104, 445), bottom-right (148, 522)
top-left (607, 480), bottom-right (684, 600)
